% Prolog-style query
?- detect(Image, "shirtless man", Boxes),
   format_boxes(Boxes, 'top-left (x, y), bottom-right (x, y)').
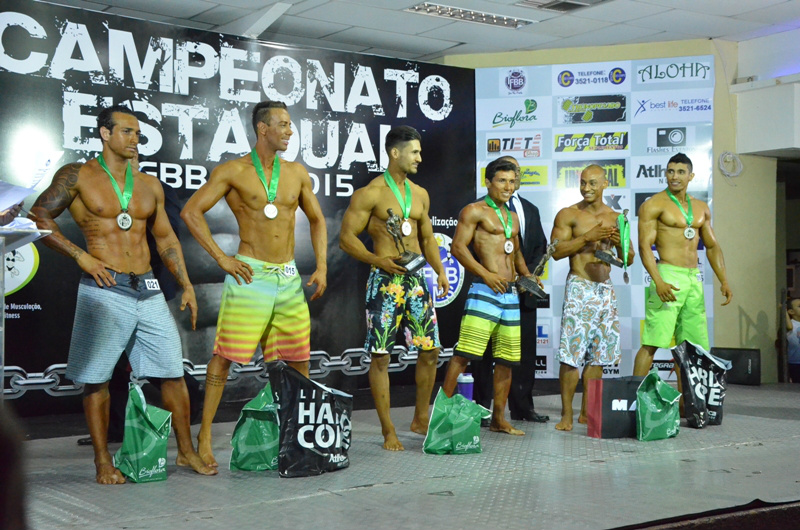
top-left (30, 104), bottom-right (215, 483)
top-left (181, 100), bottom-right (327, 467)
top-left (551, 164), bottom-right (634, 431)
top-left (633, 153), bottom-right (732, 377)
top-left (442, 157), bottom-right (534, 436)
top-left (339, 125), bottom-right (448, 451)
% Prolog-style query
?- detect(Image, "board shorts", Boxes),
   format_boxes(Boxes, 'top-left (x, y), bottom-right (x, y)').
top-left (213, 255), bottom-right (310, 364)
top-left (642, 262), bottom-right (709, 350)
top-left (65, 270), bottom-right (184, 384)
top-left (557, 274), bottom-right (621, 368)
top-left (454, 281), bottom-right (521, 366)
top-left (364, 267), bottom-right (441, 354)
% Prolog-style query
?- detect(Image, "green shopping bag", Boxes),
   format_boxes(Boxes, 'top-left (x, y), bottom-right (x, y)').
top-left (230, 382), bottom-right (279, 471)
top-left (636, 368), bottom-right (681, 441)
top-left (423, 389), bottom-right (490, 455)
top-left (113, 384), bottom-right (172, 483)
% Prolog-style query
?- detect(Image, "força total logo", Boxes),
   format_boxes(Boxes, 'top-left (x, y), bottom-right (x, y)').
top-left (558, 70), bottom-right (575, 87)
top-left (423, 233), bottom-right (464, 308)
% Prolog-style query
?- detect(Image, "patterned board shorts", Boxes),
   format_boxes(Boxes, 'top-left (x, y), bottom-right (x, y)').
top-left (364, 267), bottom-right (440, 354)
top-left (214, 255), bottom-right (310, 364)
top-left (65, 271), bottom-right (184, 384)
top-left (557, 273), bottom-right (621, 368)
top-left (454, 282), bottom-right (521, 366)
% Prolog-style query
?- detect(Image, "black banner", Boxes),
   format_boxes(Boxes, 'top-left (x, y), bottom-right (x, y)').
top-left (1, 1), bottom-right (476, 413)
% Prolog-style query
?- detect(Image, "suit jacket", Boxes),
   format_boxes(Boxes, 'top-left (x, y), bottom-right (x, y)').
top-left (512, 194), bottom-right (548, 309)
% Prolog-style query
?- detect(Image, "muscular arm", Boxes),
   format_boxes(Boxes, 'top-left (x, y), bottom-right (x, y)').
top-left (638, 199), bottom-right (678, 302)
top-left (417, 189), bottom-right (449, 294)
top-left (180, 166), bottom-right (253, 284)
top-left (699, 202), bottom-right (732, 305)
top-left (149, 180), bottom-right (198, 328)
top-left (550, 209), bottom-right (577, 261)
top-left (30, 164), bottom-right (118, 286)
top-left (339, 188), bottom-right (405, 275)
top-left (451, 204), bottom-right (506, 293)
top-left (298, 169), bottom-right (328, 300)
top-left (514, 234), bottom-right (531, 277)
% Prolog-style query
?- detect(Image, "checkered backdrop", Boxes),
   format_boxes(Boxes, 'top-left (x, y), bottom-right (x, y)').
top-left (475, 56), bottom-right (715, 380)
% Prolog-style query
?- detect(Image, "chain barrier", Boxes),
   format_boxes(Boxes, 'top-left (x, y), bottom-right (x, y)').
top-left (2, 347), bottom-right (454, 399)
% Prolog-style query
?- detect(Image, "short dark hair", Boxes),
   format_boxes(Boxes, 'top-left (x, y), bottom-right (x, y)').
top-left (485, 158), bottom-right (517, 182)
top-left (668, 153), bottom-right (693, 173)
top-left (385, 126), bottom-right (421, 154)
top-left (252, 100), bottom-right (287, 134)
top-left (97, 104), bottom-right (136, 137)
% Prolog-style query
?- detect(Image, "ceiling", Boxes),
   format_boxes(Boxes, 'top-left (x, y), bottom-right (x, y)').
top-left (40, 0), bottom-right (800, 62)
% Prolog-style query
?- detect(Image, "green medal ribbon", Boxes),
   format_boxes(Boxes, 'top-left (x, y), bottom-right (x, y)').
top-left (617, 212), bottom-right (630, 280)
top-left (251, 148), bottom-right (280, 204)
top-left (97, 154), bottom-right (133, 212)
top-left (666, 189), bottom-right (693, 228)
top-left (484, 196), bottom-right (513, 239)
top-left (383, 171), bottom-right (412, 220)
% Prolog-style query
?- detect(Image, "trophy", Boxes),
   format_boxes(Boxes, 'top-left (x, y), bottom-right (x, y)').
top-left (386, 208), bottom-right (427, 274)
top-left (594, 209), bottom-right (630, 283)
top-left (516, 239), bottom-right (559, 299)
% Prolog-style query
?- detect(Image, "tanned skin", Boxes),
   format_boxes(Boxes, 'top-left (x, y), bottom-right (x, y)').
top-left (31, 111), bottom-right (216, 484)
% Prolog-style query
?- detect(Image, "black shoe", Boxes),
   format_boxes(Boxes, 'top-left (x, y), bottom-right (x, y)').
top-left (480, 418), bottom-right (491, 428)
top-left (510, 411), bottom-right (550, 423)
top-left (76, 435), bottom-right (123, 445)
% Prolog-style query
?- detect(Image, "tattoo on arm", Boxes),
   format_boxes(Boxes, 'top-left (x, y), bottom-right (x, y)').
top-left (206, 373), bottom-right (227, 387)
top-left (159, 246), bottom-right (189, 287)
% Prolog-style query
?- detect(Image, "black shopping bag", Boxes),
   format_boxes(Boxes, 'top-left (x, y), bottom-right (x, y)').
top-left (268, 361), bottom-right (353, 478)
top-left (586, 376), bottom-right (644, 438)
top-left (672, 341), bottom-right (732, 428)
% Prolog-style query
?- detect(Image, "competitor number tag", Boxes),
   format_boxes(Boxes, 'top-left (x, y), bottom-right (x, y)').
top-left (284, 264), bottom-right (297, 276)
top-left (145, 279), bottom-right (161, 290)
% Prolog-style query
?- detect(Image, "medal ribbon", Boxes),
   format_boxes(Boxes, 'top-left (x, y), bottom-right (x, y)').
top-left (251, 148), bottom-right (280, 204)
top-left (617, 213), bottom-right (630, 275)
top-left (97, 154), bottom-right (133, 212)
top-left (484, 196), bottom-right (513, 239)
top-left (666, 189), bottom-right (693, 229)
top-left (383, 171), bottom-right (412, 220)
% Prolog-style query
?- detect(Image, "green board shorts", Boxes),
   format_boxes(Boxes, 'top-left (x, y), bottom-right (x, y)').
top-left (641, 263), bottom-right (709, 350)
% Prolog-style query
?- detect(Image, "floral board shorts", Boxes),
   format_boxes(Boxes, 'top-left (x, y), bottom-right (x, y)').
top-left (364, 267), bottom-right (441, 354)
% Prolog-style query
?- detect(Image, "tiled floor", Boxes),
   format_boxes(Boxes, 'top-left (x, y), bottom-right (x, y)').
top-left (22, 384), bottom-right (800, 530)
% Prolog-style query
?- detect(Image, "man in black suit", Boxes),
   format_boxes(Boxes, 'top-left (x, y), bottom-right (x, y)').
top-left (473, 155), bottom-right (549, 423)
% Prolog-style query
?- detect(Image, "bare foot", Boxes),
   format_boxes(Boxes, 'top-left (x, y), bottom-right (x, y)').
top-left (555, 417), bottom-right (573, 431)
top-left (489, 419), bottom-right (524, 436)
top-left (410, 416), bottom-right (428, 436)
top-left (197, 436), bottom-right (219, 467)
top-left (382, 429), bottom-right (405, 451)
top-left (177, 451), bottom-right (218, 476)
top-left (95, 462), bottom-right (126, 485)
top-left (578, 414), bottom-right (587, 424)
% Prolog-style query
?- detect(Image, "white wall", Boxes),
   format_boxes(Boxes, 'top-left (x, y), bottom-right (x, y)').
top-left (738, 28), bottom-right (800, 81)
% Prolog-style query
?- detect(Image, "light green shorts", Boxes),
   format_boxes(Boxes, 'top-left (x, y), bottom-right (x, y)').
top-left (641, 263), bottom-right (709, 350)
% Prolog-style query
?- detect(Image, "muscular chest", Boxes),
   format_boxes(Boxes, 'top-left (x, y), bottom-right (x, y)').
top-left (236, 173), bottom-right (301, 209)
top-left (480, 210), bottom-right (519, 237)
top-left (660, 201), bottom-right (703, 228)
top-left (572, 211), bottom-right (614, 237)
top-left (76, 175), bottom-right (155, 219)
top-left (378, 187), bottom-right (423, 219)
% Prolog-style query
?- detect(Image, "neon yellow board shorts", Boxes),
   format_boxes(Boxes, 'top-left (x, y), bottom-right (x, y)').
top-left (454, 282), bottom-right (521, 366)
top-left (641, 263), bottom-right (709, 350)
top-left (213, 255), bottom-right (310, 364)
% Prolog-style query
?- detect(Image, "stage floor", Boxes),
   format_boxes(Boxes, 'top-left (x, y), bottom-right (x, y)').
top-left (22, 383), bottom-right (800, 530)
